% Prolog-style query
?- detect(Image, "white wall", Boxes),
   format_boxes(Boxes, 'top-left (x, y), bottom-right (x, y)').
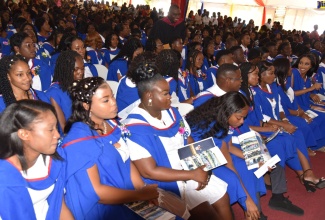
top-left (186, 0), bottom-right (325, 32)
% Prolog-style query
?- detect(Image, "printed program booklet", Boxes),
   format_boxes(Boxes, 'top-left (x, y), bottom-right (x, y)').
top-left (125, 188), bottom-right (190, 220)
top-left (178, 137), bottom-right (227, 171)
top-left (237, 131), bottom-right (281, 178)
top-left (125, 200), bottom-right (175, 220)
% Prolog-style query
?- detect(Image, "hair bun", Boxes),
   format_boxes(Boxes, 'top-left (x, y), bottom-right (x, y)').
top-left (127, 52), bottom-right (158, 85)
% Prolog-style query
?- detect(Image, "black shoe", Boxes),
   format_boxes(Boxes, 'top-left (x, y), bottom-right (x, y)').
top-left (260, 212), bottom-right (268, 220)
top-left (268, 197), bottom-right (304, 216)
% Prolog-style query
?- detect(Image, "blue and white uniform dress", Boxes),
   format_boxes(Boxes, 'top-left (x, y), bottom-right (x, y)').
top-left (61, 120), bottom-right (142, 220)
top-left (116, 76), bottom-right (140, 120)
top-left (190, 124), bottom-right (247, 207)
top-left (107, 58), bottom-right (128, 81)
top-left (100, 47), bottom-right (120, 67)
top-left (177, 68), bottom-right (191, 102)
top-left (0, 148), bottom-right (65, 220)
top-left (0, 88), bottom-right (50, 113)
top-left (193, 84), bottom-right (225, 108)
top-left (230, 124), bottom-right (266, 208)
top-left (252, 83), bottom-right (309, 162)
top-left (29, 58), bottom-right (53, 91)
top-left (125, 107), bottom-right (228, 210)
top-left (86, 47), bottom-right (102, 65)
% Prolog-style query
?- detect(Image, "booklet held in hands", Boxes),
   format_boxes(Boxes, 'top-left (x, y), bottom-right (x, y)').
top-left (178, 137), bottom-right (227, 171)
top-left (237, 131), bottom-right (281, 178)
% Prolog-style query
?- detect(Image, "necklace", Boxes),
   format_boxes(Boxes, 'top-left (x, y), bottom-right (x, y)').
top-left (102, 120), bottom-right (107, 134)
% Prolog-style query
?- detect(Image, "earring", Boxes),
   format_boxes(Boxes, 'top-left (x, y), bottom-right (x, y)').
top-left (89, 111), bottom-right (92, 118)
top-left (148, 98), bottom-right (152, 106)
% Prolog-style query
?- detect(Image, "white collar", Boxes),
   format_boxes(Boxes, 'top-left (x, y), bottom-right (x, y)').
top-left (207, 84), bottom-right (226, 97)
top-left (319, 62), bottom-right (325, 68)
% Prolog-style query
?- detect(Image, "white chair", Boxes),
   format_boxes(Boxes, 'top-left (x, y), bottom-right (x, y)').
top-left (94, 64), bottom-right (108, 80)
top-left (171, 103), bottom-right (194, 117)
top-left (106, 80), bottom-right (119, 97)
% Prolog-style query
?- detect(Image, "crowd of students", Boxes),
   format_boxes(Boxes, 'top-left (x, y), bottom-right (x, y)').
top-left (1, 0), bottom-right (325, 219)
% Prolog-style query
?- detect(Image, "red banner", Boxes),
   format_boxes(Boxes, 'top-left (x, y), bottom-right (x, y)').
top-left (171, 0), bottom-right (188, 20)
top-left (254, 0), bottom-right (266, 26)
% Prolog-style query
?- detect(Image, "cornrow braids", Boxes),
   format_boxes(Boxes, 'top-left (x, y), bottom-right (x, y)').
top-left (0, 55), bottom-right (28, 107)
top-left (53, 50), bottom-right (82, 92)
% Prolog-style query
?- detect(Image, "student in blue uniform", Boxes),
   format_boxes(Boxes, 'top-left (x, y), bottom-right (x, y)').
top-left (85, 33), bottom-right (103, 65)
top-left (156, 49), bottom-right (182, 104)
top-left (202, 36), bottom-right (216, 73)
top-left (174, 50), bottom-right (192, 103)
top-left (42, 29), bottom-right (64, 57)
top-left (20, 22), bottom-right (50, 65)
top-left (0, 99), bottom-right (73, 220)
top-left (123, 62), bottom-right (233, 220)
top-left (273, 42), bottom-right (296, 66)
top-left (101, 32), bottom-right (120, 68)
top-left (10, 32), bottom-right (52, 91)
top-left (290, 54), bottom-right (325, 112)
top-left (274, 58), bottom-right (325, 153)
top-left (193, 64), bottom-right (241, 108)
top-left (0, 55), bottom-right (49, 113)
top-left (35, 17), bottom-right (51, 43)
top-left (187, 92), bottom-right (267, 220)
top-left (239, 62), bottom-right (304, 215)
top-left (205, 50), bottom-right (234, 85)
top-left (0, 29), bottom-right (11, 56)
top-left (144, 38), bottom-right (164, 55)
top-left (314, 54), bottom-right (325, 96)
top-left (116, 52), bottom-right (156, 119)
top-left (186, 49), bottom-right (211, 96)
top-left (310, 40), bottom-right (322, 61)
top-left (253, 61), bottom-right (325, 192)
top-left (107, 37), bottom-right (143, 81)
top-left (61, 77), bottom-right (159, 220)
top-left (46, 50), bottom-right (84, 133)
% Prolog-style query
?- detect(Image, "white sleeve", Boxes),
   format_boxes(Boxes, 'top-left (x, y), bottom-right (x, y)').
top-left (260, 105), bottom-right (271, 122)
top-left (126, 139), bottom-right (152, 161)
top-left (182, 117), bottom-right (191, 136)
top-left (278, 95), bottom-right (284, 113)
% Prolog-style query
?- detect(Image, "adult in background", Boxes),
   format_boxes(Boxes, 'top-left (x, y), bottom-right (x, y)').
top-left (149, 4), bottom-right (186, 47)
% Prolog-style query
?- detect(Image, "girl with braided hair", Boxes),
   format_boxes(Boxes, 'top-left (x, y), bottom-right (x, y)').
top-left (186, 49), bottom-right (210, 96)
top-left (10, 32), bottom-right (53, 91)
top-left (53, 34), bottom-right (99, 78)
top-left (45, 50), bottom-right (84, 133)
top-left (61, 77), bottom-right (159, 219)
top-left (0, 54), bottom-right (49, 113)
